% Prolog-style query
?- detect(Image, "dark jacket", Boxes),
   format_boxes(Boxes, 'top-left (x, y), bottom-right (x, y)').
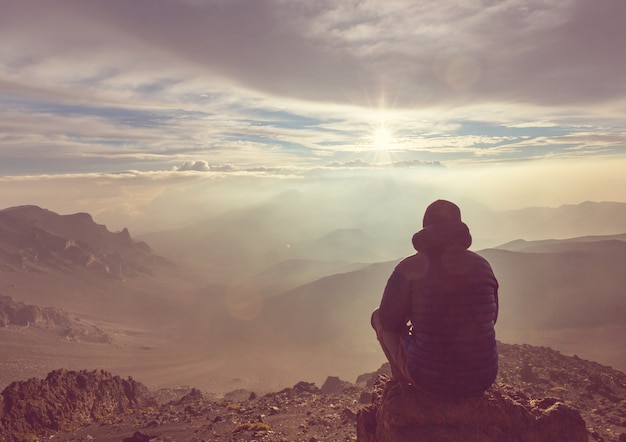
top-left (379, 221), bottom-right (499, 397)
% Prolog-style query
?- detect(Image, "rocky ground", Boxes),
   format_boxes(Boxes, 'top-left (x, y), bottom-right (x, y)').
top-left (1, 342), bottom-right (625, 442)
top-left (497, 343), bottom-right (626, 442)
top-left (53, 381), bottom-right (361, 442)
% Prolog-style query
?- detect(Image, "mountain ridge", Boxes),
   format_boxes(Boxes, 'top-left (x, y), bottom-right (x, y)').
top-left (0, 204), bottom-right (172, 279)
top-left (138, 198), bottom-right (626, 280)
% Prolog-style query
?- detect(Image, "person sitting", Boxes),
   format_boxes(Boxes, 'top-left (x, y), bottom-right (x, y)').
top-left (371, 199), bottom-right (499, 397)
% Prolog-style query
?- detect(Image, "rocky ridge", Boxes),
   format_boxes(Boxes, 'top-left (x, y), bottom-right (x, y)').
top-left (0, 342), bottom-right (624, 441)
top-left (0, 205), bottom-right (171, 279)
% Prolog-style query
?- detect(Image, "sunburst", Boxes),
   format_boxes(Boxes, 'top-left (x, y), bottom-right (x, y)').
top-left (372, 125), bottom-right (394, 150)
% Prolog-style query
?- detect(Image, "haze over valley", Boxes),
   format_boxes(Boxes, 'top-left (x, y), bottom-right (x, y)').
top-left (1, 195), bottom-right (625, 396)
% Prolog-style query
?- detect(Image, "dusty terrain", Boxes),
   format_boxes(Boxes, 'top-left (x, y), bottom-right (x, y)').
top-left (1, 342), bottom-right (625, 441)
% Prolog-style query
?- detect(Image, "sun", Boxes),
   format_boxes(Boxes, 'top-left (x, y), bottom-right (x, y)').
top-left (373, 125), bottom-right (394, 150)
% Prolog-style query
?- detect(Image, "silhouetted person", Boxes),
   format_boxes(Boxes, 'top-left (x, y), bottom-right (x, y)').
top-left (371, 199), bottom-right (499, 397)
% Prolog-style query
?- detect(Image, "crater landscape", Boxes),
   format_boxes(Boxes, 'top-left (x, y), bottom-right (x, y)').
top-left (0, 199), bottom-right (625, 440)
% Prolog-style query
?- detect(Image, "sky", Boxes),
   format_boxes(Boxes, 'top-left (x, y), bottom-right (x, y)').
top-left (1, 0), bottom-right (625, 233)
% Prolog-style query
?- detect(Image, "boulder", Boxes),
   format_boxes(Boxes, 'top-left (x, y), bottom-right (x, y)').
top-left (14, 304), bottom-right (43, 325)
top-left (356, 376), bottom-right (588, 442)
top-left (321, 376), bottom-right (352, 395)
top-left (0, 369), bottom-right (154, 440)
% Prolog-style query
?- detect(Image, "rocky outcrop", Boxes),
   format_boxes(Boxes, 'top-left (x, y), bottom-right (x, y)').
top-left (357, 376), bottom-right (588, 442)
top-left (321, 375), bottom-right (354, 394)
top-left (0, 205), bottom-right (173, 278)
top-left (1, 295), bottom-right (69, 327)
top-left (0, 295), bottom-right (111, 342)
top-left (0, 369), bottom-right (153, 440)
top-left (0, 205), bottom-right (131, 252)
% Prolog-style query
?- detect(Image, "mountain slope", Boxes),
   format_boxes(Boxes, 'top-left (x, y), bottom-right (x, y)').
top-left (496, 232), bottom-right (626, 252)
top-left (0, 205), bottom-right (169, 278)
top-left (234, 233), bottom-right (626, 374)
top-left (139, 197), bottom-right (626, 281)
top-left (480, 235), bottom-right (626, 330)
top-left (0, 205), bottom-right (195, 328)
top-left (470, 201), bottom-right (626, 246)
top-left (245, 258), bottom-right (369, 297)
top-left (250, 260), bottom-right (395, 345)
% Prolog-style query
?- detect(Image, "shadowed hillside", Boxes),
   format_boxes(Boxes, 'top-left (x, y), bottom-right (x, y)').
top-left (139, 197), bottom-right (626, 283)
top-left (481, 241), bottom-right (626, 330)
top-left (466, 201), bottom-right (626, 246)
top-left (220, 232), bottom-right (626, 376)
top-left (0, 207), bottom-right (211, 398)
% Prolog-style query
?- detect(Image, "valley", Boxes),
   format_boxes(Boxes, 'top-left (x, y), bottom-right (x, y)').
top-left (1, 200), bottom-right (625, 397)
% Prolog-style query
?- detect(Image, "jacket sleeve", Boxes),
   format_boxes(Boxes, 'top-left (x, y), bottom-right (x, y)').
top-left (378, 268), bottom-right (412, 332)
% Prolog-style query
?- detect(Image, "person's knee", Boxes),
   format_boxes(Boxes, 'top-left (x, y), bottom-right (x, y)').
top-left (371, 308), bottom-right (380, 330)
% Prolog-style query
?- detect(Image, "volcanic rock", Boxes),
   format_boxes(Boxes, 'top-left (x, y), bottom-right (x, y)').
top-left (0, 369), bottom-right (153, 440)
top-left (356, 376), bottom-right (588, 442)
top-left (321, 376), bottom-right (353, 395)
top-left (0, 295), bottom-right (111, 342)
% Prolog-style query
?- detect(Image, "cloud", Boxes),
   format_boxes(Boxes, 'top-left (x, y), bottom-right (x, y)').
top-left (391, 159), bottom-right (443, 168)
top-left (0, 0), bottom-right (625, 178)
top-left (326, 158), bottom-right (442, 169)
top-left (3, 0), bottom-right (626, 108)
top-left (176, 161), bottom-right (210, 172)
top-left (175, 161), bottom-right (238, 172)
top-left (2, 156), bottom-right (625, 241)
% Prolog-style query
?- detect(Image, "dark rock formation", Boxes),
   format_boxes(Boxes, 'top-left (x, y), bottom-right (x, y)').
top-left (1, 295), bottom-right (70, 327)
top-left (357, 376), bottom-right (588, 442)
top-left (0, 295), bottom-right (111, 343)
top-left (356, 363), bottom-right (392, 389)
top-left (0, 369), bottom-right (154, 440)
top-left (292, 381), bottom-right (320, 394)
top-left (321, 375), bottom-right (353, 395)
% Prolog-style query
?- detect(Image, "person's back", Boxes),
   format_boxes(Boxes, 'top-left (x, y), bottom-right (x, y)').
top-left (372, 199), bottom-right (498, 398)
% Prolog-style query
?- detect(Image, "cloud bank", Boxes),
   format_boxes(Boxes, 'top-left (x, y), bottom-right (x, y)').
top-left (0, 0), bottom-right (625, 175)
top-left (0, 0), bottom-right (625, 233)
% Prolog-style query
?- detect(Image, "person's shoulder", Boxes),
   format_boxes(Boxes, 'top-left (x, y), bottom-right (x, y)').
top-left (394, 253), bottom-right (430, 279)
top-left (461, 250), bottom-right (498, 282)
top-left (459, 249), bottom-right (493, 266)
top-left (460, 249), bottom-right (492, 263)
top-left (466, 250), bottom-right (489, 264)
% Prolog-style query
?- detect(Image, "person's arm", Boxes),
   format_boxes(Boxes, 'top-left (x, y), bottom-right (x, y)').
top-left (378, 268), bottom-right (412, 332)
top-left (493, 287), bottom-right (499, 325)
